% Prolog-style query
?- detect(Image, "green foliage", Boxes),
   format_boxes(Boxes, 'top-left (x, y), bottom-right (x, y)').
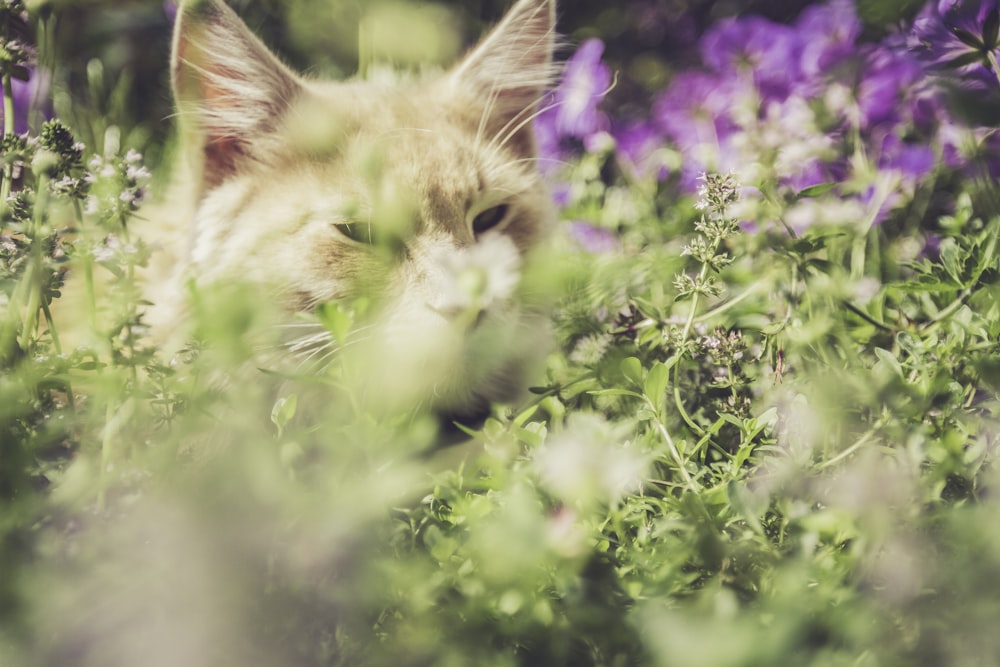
top-left (2, 3), bottom-right (1000, 667)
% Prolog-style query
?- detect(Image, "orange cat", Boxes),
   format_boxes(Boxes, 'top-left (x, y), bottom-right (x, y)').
top-left (145, 0), bottom-right (559, 417)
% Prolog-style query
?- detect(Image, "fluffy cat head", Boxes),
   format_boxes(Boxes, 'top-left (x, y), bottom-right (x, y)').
top-left (167, 0), bottom-right (559, 416)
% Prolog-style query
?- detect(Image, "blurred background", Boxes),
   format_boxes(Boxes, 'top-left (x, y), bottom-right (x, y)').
top-left (41, 0), bottom-right (923, 171)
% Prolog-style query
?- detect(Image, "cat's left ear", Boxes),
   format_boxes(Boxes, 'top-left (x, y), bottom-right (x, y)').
top-left (171, 0), bottom-right (303, 189)
top-left (449, 0), bottom-right (557, 128)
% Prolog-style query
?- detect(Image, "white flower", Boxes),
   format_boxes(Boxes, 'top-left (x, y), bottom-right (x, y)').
top-left (434, 233), bottom-right (521, 312)
top-left (535, 413), bottom-right (647, 507)
top-left (125, 165), bottom-right (151, 181)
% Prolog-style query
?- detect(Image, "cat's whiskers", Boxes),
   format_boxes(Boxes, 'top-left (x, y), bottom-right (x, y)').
top-left (286, 324), bottom-right (377, 374)
top-left (486, 69), bottom-right (618, 159)
top-left (285, 330), bottom-right (333, 354)
top-left (503, 155), bottom-right (572, 170)
top-left (491, 94), bottom-right (559, 154)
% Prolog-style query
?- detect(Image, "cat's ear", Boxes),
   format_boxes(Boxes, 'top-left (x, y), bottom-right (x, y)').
top-left (171, 0), bottom-right (302, 188)
top-left (450, 0), bottom-right (557, 128)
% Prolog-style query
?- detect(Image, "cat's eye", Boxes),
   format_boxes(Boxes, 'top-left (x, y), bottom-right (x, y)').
top-left (472, 203), bottom-right (509, 235)
top-left (334, 221), bottom-right (375, 244)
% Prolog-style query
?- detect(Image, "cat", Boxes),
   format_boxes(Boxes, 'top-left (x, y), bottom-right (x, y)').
top-left (147, 0), bottom-right (560, 419)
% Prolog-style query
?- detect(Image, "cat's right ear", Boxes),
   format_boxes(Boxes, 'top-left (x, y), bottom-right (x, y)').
top-left (449, 0), bottom-right (557, 132)
top-left (171, 0), bottom-right (302, 189)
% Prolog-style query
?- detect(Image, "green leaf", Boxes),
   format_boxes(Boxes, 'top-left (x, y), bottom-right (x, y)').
top-left (760, 322), bottom-right (785, 336)
top-left (756, 407), bottom-right (779, 430)
top-left (423, 525), bottom-right (458, 563)
top-left (939, 238), bottom-right (964, 284)
top-left (716, 412), bottom-right (740, 427)
top-left (315, 301), bottom-right (354, 345)
top-left (512, 404), bottom-right (540, 428)
top-left (733, 441), bottom-right (755, 468)
top-left (513, 424), bottom-right (545, 448)
top-left (270, 394), bottom-right (298, 436)
top-left (950, 25), bottom-right (984, 49)
top-left (587, 389), bottom-right (644, 399)
top-left (621, 357), bottom-right (644, 386)
top-left (643, 361), bottom-right (669, 407)
top-left (976, 356), bottom-right (1000, 392)
top-left (873, 347), bottom-right (904, 379)
top-left (794, 182), bottom-right (836, 199)
top-left (945, 50), bottom-right (987, 70)
top-left (790, 237), bottom-right (825, 254)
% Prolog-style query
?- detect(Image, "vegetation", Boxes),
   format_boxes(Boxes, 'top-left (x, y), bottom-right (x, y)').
top-left (2, 0), bottom-right (1000, 665)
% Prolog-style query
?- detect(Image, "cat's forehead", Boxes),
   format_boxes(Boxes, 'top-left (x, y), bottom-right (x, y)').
top-left (287, 80), bottom-right (515, 194)
top-left (303, 79), bottom-right (478, 143)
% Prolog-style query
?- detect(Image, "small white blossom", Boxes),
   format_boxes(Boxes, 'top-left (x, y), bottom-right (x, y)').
top-left (536, 413), bottom-right (647, 507)
top-left (434, 233), bottom-right (521, 313)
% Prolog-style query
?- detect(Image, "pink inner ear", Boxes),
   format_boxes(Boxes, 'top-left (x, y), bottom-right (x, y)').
top-left (175, 38), bottom-right (246, 185)
top-left (201, 136), bottom-right (244, 188)
top-left (172, 2), bottom-right (303, 189)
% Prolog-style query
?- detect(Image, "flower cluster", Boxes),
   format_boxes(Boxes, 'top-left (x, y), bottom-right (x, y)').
top-left (84, 149), bottom-right (151, 226)
top-left (674, 172), bottom-right (741, 300)
top-left (0, 0), bottom-right (31, 68)
top-left (538, 0), bottom-right (1000, 233)
top-left (38, 119), bottom-right (87, 197)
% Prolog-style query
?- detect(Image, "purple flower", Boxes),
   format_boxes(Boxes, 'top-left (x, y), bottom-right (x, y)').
top-left (613, 121), bottom-right (668, 180)
top-left (796, 0), bottom-right (862, 82)
top-left (548, 181), bottom-right (572, 208)
top-left (855, 46), bottom-right (923, 129)
top-left (878, 134), bottom-right (937, 184)
top-left (653, 70), bottom-right (747, 189)
top-left (910, 0), bottom-right (1000, 89)
top-left (909, 86), bottom-right (950, 134)
top-left (164, 0), bottom-right (178, 22)
top-left (653, 71), bottom-right (741, 151)
top-left (699, 15), bottom-right (804, 101)
top-left (781, 158), bottom-right (837, 194)
top-left (568, 221), bottom-right (618, 253)
top-left (533, 39), bottom-right (611, 166)
top-left (552, 38), bottom-right (611, 140)
top-left (533, 99), bottom-right (564, 168)
top-left (1, 68), bottom-right (51, 134)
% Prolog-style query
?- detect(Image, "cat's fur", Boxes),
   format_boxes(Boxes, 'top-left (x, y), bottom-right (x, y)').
top-left (151, 0), bottom-right (559, 417)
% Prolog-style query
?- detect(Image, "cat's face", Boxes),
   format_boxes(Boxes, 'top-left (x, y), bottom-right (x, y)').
top-left (169, 0), bottom-right (557, 415)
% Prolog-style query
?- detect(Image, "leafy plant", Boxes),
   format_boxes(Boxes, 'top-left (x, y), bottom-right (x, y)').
top-left (3, 1), bottom-right (1000, 666)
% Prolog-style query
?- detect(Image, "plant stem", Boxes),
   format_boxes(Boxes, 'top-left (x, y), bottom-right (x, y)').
top-left (988, 49), bottom-right (1000, 90)
top-left (2, 73), bottom-right (12, 136)
top-left (72, 199), bottom-right (99, 333)
top-left (0, 70), bottom-right (14, 224)
top-left (647, 396), bottom-right (697, 492)
top-left (16, 175), bottom-right (50, 353)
